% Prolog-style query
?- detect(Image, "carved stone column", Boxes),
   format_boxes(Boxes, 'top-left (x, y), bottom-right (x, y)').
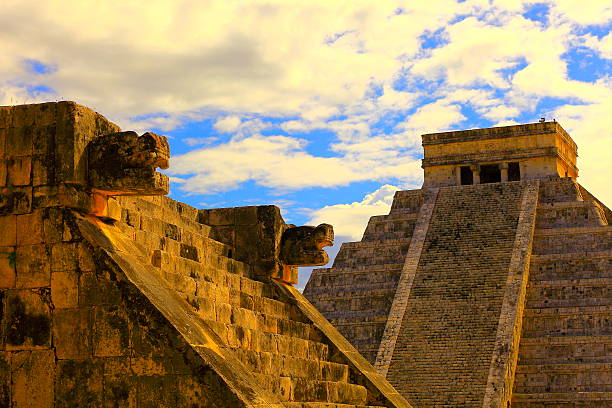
top-left (456, 166), bottom-right (463, 186)
top-left (500, 162), bottom-right (509, 182)
top-left (471, 164), bottom-right (481, 184)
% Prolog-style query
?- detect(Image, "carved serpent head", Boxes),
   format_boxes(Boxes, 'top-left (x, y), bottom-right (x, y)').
top-left (279, 223), bottom-right (334, 266)
top-left (88, 131), bottom-right (170, 195)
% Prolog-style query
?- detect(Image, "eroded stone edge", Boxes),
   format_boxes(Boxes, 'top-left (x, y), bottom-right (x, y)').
top-left (272, 280), bottom-right (414, 408)
top-left (481, 180), bottom-right (540, 408)
top-left (374, 187), bottom-right (440, 376)
top-left (75, 213), bottom-right (283, 408)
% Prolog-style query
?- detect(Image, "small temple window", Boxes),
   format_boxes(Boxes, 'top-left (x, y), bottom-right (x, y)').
top-left (480, 164), bottom-right (501, 183)
top-left (460, 166), bottom-right (473, 185)
top-left (508, 162), bottom-right (520, 181)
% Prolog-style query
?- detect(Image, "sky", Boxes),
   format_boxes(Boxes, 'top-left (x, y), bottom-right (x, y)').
top-left (1, 0), bottom-right (611, 288)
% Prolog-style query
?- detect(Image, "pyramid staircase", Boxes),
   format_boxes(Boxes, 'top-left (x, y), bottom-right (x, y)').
top-left (108, 195), bottom-right (408, 408)
top-left (511, 180), bottom-right (612, 407)
top-left (304, 191), bottom-right (423, 363)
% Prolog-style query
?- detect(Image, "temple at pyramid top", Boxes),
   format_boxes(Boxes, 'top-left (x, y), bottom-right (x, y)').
top-left (421, 121), bottom-right (579, 187)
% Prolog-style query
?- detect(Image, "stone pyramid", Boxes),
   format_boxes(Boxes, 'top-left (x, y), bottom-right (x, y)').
top-left (0, 102), bottom-right (411, 408)
top-left (304, 123), bottom-right (611, 407)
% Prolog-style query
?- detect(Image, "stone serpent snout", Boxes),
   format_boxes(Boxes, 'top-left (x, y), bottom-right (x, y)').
top-left (279, 223), bottom-right (334, 266)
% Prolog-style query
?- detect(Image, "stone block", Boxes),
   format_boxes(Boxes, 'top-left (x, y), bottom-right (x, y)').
top-left (0, 246), bottom-right (16, 288)
top-left (130, 356), bottom-right (170, 376)
top-left (7, 157), bottom-right (31, 186)
top-left (34, 103), bottom-right (57, 127)
top-left (55, 359), bottom-right (103, 408)
top-left (0, 160), bottom-right (6, 187)
top-left (103, 374), bottom-right (136, 408)
top-left (33, 185), bottom-right (60, 208)
top-left (53, 308), bottom-right (92, 359)
top-left (79, 271), bottom-right (122, 306)
top-left (11, 349), bottom-right (55, 408)
top-left (78, 242), bottom-right (96, 272)
top-left (136, 375), bottom-right (176, 407)
top-left (10, 105), bottom-right (35, 127)
top-left (207, 208), bottom-right (235, 226)
top-left (4, 289), bottom-right (52, 350)
top-left (235, 206), bottom-right (259, 225)
top-left (15, 244), bottom-right (50, 288)
top-left (32, 124), bottom-right (56, 155)
top-left (51, 271), bottom-right (79, 308)
top-left (32, 154), bottom-right (55, 186)
top-left (0, 127), bottom-right (6, 159)
top-left (42, 207), bottom-right (72, 243)
top-left (6, 127), bottom-right (33, 157)
top-left (50, 242), bottom-right (78, 272)
top-left (0, 215), bottom-right (16, 246)
top-left (0, 186), bottom-right (32, 215)
top-left (16, 211), bottom-right (44, 245)
top-left (0, 352), bottom-right (9, 407)
top-left (93, 305), bottom-right (130, 357)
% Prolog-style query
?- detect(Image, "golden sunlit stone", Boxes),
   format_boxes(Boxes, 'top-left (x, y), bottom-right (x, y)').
top-left (305, 122), bottom-right (611, 408)
top-left (0, 102), bottom-right (410, 408)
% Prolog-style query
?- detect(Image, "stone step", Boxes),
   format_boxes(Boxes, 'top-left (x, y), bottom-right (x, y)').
top-left (532, 226), bottom-right (612, 255)
top-left (389, 190), bottom-right (423, 214)
top-left (362, 214), bottom-right (417, 241)
top-left (323, 310), bottom-right (390, 321)
top-left (234, 348), bottom-right (348, 382)
top-left (339, 238), bottom-right (412, 249)
top-left (521, 305), bottom-right (612, 337)
top-left (304, 269), bottom-right (402, 294)
top-left (518, 334), bottom-right (612, 365)
top-left (536, 201), bottom-right (607, 229)
top-left (253, 374), bottom-right (368, 404)
top-left (529, 250), bottom-right (612, 280)
top-left (306, 286), bottom-right (397, 302)
top-left (117, 196), bottom-right (211, 238)
top-left (525, 277), bottom-right (612, 308)
top-left (513, 362), bottom-right (612, 393)
top-left (511, 391), bottom-right (612, 407)
top-left (284, 403), bottom-right (386, 408)
top-left (333, 240), bottom-right (411, 268)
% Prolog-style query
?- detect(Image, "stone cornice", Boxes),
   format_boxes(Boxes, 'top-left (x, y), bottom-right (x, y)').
top-left (422, 122), bottom-right (578, 154)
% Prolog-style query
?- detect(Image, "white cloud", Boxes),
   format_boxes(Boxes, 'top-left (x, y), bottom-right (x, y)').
top-left (584, 32), bottom-right (612, 60)
top-left (396, 99), bottom-right (466, 133)
top-left (1, 0), bottom-right (610, 207)
top-left (549, 0), bottom-right (612, 26)
top-left (168, 134), bottom-right (422, 194)
top-left (552, 94), bottom-right (612, 207)
top-left (307, 184), bottom-right (399, 240)
top-left (0, 0), bottom-right (465, 126)
top-left (214, 116), bottom-right (242, 133)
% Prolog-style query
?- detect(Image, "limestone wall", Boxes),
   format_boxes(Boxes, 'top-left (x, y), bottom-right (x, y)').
top-left (511, 179), bottom-right (612, 407)
top-left (0, 102), bottom-right (411, 408)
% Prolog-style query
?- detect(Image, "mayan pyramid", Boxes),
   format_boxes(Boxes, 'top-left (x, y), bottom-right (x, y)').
top-left (0, 102), bottom-right (412, 408)
top-left (304, 122), bottom-right (611, 408)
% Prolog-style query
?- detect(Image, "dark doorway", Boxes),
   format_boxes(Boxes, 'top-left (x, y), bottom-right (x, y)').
top-left (480, 164), bottom-right (501, 183)
top-left (460, 166), bottom-right (473, 185)
top-left (508, 162), bottom-right (520, 181)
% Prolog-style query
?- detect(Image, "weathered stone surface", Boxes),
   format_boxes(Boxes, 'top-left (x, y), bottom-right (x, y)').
top-left (4, 289), bottom-right (52, 349)
top-left (280, 223), bottom-right (334, 266)
top-left (11, 349), bottom-right (55, 408)
top-left (305, 123), bottom-right (611, 408)
top-left (88, 131), bottom-right (170, 196)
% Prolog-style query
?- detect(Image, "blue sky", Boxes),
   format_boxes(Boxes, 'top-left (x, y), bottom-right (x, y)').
top-left (1, 0), bottom-right (611, 288)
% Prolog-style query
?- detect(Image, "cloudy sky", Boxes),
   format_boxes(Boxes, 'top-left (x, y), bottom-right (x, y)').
top-left (2, 0), bottom-right (611, 287)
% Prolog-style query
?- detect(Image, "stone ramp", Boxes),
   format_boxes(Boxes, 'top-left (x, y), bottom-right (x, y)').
top-left (82, 195), bottom-right (412, 408)
top-left (382, 181), bottom-right (537, 408)
top-left (511, 180), bottom-right (612, 407)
